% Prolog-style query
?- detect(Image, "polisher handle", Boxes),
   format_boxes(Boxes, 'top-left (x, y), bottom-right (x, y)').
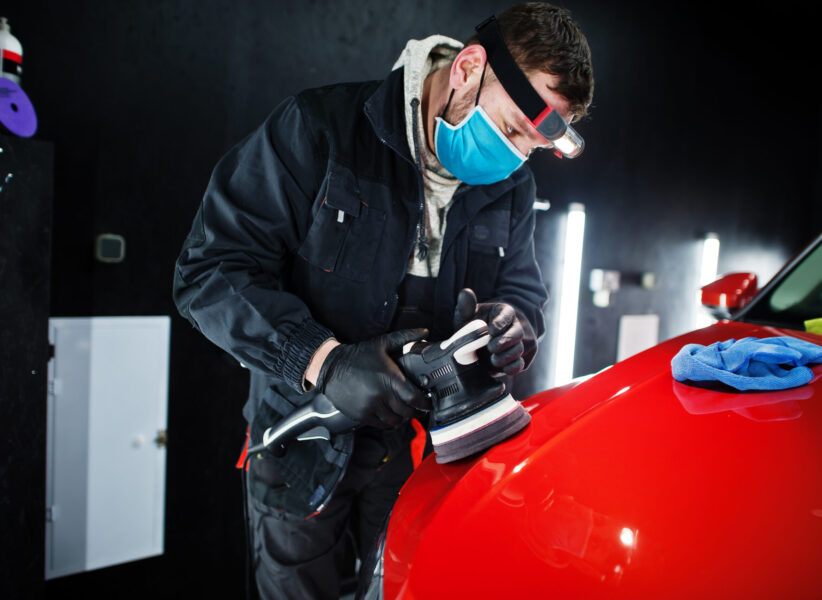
top-left (247, 394), bottom-right (357, 456)
top-left (249, 321), bottom-right (492, 456)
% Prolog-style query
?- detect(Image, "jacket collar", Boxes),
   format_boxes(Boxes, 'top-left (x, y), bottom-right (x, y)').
top-left (365, 67), bottom-right (531, 212)
top-left (364, 68), bottom-right (413, 163)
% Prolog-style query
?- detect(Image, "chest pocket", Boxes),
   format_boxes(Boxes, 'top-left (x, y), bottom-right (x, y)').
top-left (298, 167), bottom-right (386, 282)
top-left (465, 209), bottom-right (510, 299)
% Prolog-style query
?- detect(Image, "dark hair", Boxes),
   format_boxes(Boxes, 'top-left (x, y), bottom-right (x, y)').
top-left (465, 3), bottom-right (594, 117)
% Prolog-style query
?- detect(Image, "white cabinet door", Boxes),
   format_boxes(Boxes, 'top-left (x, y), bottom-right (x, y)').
top-left (45, 317), bottom-right (169, 580)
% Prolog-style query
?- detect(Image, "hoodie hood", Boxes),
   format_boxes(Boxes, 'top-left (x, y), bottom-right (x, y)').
top-left (392, 35), bottom-right (463, 175)
top-left (392, 35), bottom-right (463, 276)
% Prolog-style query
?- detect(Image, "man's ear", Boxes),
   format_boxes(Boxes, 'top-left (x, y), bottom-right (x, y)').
top-left (449, 44), bottom-right (487, 90)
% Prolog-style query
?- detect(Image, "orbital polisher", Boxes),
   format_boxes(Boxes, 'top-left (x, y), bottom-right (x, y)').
top-left (397, 318), bottom-right (531, 463)
top-left (247, 319), bottom-right (531, 463)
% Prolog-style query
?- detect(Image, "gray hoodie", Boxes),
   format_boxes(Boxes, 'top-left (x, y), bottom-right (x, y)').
top-left (392, 35), bottom-right (464, 277)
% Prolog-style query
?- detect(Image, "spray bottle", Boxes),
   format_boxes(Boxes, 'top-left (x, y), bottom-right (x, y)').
top-left (0, 17), bottom-right (23, 85)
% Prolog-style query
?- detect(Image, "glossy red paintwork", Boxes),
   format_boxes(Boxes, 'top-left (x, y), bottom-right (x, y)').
top-left (383, 321), bottom-right (822, 599)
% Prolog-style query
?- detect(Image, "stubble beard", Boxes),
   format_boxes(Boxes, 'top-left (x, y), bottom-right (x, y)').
top-left (442, 82), bottom-right (480, 126)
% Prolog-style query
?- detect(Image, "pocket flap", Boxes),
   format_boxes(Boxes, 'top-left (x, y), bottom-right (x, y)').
top-left (324, 168), bottom-right (361, 217)
top-left (470, 209), bottom-right (510, 249)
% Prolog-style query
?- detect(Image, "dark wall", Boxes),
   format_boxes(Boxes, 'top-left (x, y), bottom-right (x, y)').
top-left (3, 1), bottom-right (819, 598)
top-left (0, 135), bottom-right (53, 600)
top-left (518, 1), bottom-right (821, 387)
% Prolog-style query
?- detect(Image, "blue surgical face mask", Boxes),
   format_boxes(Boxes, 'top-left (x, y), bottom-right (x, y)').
top-left (435, 105), bottom-right (527, 185)
top-left (434, 69), bottom-right (527, 185)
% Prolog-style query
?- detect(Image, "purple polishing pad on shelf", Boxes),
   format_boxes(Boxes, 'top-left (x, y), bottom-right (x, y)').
top-left (0, 77), bottom-right (37, 138)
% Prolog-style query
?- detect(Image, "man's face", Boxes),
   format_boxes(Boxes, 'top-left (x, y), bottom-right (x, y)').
top-left (445, 63), bottom-right (576, 158)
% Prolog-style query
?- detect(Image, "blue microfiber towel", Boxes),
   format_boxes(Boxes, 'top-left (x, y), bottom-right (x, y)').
top-left (671, 336), bottom-right (822, 391)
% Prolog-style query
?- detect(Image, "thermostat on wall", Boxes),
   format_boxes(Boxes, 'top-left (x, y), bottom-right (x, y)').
top-left (95, 233), bottom-right (126, 263)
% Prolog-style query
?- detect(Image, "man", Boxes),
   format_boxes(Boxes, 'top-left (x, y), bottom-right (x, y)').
top-left (173, 3), bottom-right (593, 598)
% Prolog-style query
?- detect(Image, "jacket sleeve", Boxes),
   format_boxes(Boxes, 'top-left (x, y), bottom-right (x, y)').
top-left (173, 96), bottom-right (333, 393)
top-left (489, 172), bottom-right (549, 370)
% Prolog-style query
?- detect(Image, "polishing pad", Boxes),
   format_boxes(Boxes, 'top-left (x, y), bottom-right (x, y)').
top-left (0, 77), bottom-right (37, 137)
top-left (430, 393), bottom-right (531, 463)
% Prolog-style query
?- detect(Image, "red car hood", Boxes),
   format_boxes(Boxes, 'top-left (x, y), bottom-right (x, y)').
top-left (384, 322), bottom-right (822, 599)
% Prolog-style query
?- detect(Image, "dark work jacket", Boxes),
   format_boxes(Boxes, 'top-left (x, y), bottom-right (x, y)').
top-left (172, 67), bottom-right (548, 517)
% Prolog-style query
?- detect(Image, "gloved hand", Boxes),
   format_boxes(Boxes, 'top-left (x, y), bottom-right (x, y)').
top-left (453, 288), bottom-right (537, 377)
top-left (316, 329), bottom-right (431, 429)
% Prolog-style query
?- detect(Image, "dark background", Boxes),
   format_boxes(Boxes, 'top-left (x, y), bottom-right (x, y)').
top-left (2, 0), bottom-right (820, 598)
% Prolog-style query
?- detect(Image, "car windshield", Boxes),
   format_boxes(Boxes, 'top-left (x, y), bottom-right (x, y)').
top-left (738, 234), bottom-right (822, 330)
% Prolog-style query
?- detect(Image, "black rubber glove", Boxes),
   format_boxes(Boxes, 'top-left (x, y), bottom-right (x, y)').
top-left (316, 329), bottom-right (431, 429)
top-left (452, 288), bottom-right (537, 377)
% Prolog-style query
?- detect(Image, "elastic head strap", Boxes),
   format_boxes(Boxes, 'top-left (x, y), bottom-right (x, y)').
top-left (474, 61), bottom-right (487, 106)
top-left (475, 15), bottom-right (568, 140)
top-left (441, 88), bottom-right (456, 119)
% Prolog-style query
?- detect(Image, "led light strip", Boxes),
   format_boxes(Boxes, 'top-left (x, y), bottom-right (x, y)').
top-left (553, 203), bottom-right (586, 386)
top-left (695, 232), bottom-right (720, 328)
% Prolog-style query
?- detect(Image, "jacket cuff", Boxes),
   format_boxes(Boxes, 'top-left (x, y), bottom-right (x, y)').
top-left (281, 318), bottom-right (336, 393)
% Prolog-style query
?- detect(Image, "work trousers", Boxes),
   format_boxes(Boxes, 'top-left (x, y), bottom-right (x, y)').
top-left (247, 430), bottom-right (414, 600)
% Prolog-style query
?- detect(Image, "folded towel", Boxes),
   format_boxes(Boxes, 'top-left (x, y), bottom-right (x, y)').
top-left (671, 336), bottom-right (822, 391)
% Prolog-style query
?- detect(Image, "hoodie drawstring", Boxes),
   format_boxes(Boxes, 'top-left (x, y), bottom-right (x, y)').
top-left (409, 98), bottom-right (430, 264)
